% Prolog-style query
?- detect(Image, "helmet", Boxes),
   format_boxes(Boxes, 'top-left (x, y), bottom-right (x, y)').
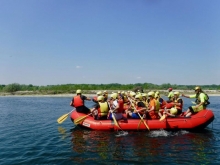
top-left (97, 96), bottom-right (104, 101)
top-left (142, 93), bottom-right (147, 97)
top-left (121, 91), bottom-right (125, 95)
top-left (148, 91), bottom-right (155, 97)
top-left (174, 91), bottom-right (180, 96)
top-left (130, 92), bottom-right (136, 97)
top-left (76, 89), bottom-right (81, 94)
top-left (155, 91), bottom-right (160, 95)
top-left (135, 94), bottom-right (142, 100)
top-left (103, 90), bottom-right (108, 94)
top-left (168, 88), bottom-right (172, 91)
top-left (155, 93), bottom-right (159, 98)
top-left (110, 93), bottom-right (118, 99)
top-left (97, 91), bottom-right (102, 96)
top-left (170, 107), bottom-right (177, 115)
top-left (194, 86), bottom-right (201, 91)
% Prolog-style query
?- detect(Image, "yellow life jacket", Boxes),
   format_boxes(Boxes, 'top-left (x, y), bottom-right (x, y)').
top-left (98, 102), bottom-right (109, 117)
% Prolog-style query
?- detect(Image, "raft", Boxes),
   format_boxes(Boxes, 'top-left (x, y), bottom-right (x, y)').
top-left (70, 109), bottom-right (214, 131)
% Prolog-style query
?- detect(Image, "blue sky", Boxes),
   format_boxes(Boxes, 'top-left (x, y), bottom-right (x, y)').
top-left (0, 0), bottom-right (219, 86)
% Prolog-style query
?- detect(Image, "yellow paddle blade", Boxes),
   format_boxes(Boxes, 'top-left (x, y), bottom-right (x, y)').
top-left (159, 114), bottom-right (166, 121)
top-left (191, 101), bottom-right (196, 104)
top-left (74, 116), bottom-right (88, 125)
top-left (112, 114), bottom-right (120, 128)
top-left (57, 113), bottom-right (69, 124)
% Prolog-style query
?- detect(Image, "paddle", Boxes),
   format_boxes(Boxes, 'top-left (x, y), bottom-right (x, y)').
top-left (159, 107), bottom-right (168, 121)
top-left (107, 102), bottom-right (122, 129)
top-left (128, 98), bottom-right (150, 131)
top-left (57, 109), bottom-right (74, 124)
top-left (74, 112), bottom-right (93, 125)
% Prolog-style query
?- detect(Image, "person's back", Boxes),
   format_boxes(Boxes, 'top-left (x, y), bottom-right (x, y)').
top-left (70, 89), bottom-right (91, 114)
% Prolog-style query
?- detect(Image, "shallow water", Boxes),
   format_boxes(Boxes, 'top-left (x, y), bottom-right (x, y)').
top-left (0, 96), bottom-right (219, 164)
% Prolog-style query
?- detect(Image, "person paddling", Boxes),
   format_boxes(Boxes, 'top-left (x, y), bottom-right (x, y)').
top-left (70, 89), bottom-right (91, 114)
top-left (90, 96), bottom-right (110, 120)
top-left (182, 86), bottom-right (210, 117)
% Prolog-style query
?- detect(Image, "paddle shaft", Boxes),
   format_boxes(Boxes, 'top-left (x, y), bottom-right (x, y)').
top-left (128, 97), bottom-right (150, 131)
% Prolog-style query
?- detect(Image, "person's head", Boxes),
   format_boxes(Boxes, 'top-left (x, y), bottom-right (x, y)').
top-left (97, 91), bottom-right (102, 96)
top-left (148, 91), bottom-right (155, 99)
top-left (76, 89), bottom-right (81, 95)
top-left (170, 107), bottom-right (177, 115)
top-left (174, 91), bottom-right (180, 98)
top-left (130, 92), bottom-right (136, 97)
top-left (155, 91), bottom-right (160, 98)
top-left (97, 96), bottom-right (104, 102)
top-left (194, 86), bottom-right (201, 93)
top-left (142, 93), bottom-right (147, 99)
top-left (110, 93), bottom-right (118, 100)
top-left (168, 88), bottom-right (172, 92)
top-left (135, 94), bottom-right (142, 101)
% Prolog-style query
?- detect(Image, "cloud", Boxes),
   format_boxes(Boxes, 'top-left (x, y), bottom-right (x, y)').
top-left (136, 76), bottom-right (141, 79)
top-left (76, 66), bottom-right (83, 69)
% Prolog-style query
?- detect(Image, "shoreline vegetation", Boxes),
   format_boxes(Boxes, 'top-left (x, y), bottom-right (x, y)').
top-left (0, 83), bottom-right (220, 97)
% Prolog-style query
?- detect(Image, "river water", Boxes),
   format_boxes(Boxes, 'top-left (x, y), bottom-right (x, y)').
top-left (0, 96), bottom-right (220, 164)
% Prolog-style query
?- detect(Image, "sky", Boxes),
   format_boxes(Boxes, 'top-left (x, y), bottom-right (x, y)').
top-left (0, 0), bottom-right (220, 86)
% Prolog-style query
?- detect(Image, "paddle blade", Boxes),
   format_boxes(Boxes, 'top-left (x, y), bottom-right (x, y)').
top-left (57, 113), bottom-right (69, 124)
top-left (159, 114), bottom-right (166, 121)
top-left (74, 116), bottom-right (88, 125)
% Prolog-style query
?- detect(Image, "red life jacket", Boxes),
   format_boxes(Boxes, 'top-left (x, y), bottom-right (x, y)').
top-left (73, 95), bottom-right (83, 107)
top-left (160, 99), bottom-right (167, 109)
top-left (117, 99), bottom-right (124, 113)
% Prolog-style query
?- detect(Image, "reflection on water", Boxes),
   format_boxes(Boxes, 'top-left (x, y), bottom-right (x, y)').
top-left (66, 127), bottom-right (219, 164)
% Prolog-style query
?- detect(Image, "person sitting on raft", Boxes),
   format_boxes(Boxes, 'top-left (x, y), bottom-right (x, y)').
top-left (127, 94), bottom-right (147, 119)
top-left (163, 107), bottom-right (178, 118)
top-left (147, 91), bottom-right (160, 119)
top-left (171, 91), bottom-right (183, 115)
top-left (103, 90), bottom-right (108, 101)
top-left (108, 93), bottom-right (127, 121)
top-left (182, 86), bottom-right (210, 117)
top-left (167, 87), bottom-right (174, 103)
top-left (92, 91), bottom-right (103, 103)
top-left (70, 89), bottom-right (91, 114)
top-left (90, 96), bottom-right (110, 120)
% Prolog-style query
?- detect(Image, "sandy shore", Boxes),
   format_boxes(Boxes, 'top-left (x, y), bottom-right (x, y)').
top-left (1, 92), bottom-right (220, 97)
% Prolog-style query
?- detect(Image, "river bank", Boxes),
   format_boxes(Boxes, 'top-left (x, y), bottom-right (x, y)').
top-left (1, 90), bottom-right (220, 97)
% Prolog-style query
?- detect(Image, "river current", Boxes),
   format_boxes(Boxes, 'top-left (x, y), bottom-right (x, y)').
top-left (0, 96), bottom-right (220, 164)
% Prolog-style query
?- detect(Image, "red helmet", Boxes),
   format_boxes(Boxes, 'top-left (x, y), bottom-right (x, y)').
top-left (168, 88), bottom-right (172, 91)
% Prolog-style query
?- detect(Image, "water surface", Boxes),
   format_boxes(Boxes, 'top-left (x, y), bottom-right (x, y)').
top-left (0, 96), bottom-right (219, 164)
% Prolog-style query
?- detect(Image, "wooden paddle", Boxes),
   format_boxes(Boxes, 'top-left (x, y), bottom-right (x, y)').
top-left (57, 109), bottom-right (74, 124)
top-left (128, 98), bottom-right (150, 131)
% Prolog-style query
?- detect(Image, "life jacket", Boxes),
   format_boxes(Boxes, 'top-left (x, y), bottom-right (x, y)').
top-left (154, 99), bottom-right (160, 112)
top-left (195, 92), bottom-right (210, 106)
top-left (160, 99), bottom-right (167, 109)
top-left (73, 95), bottom-right (83, 107)
top-left (135, 101), bottom-right (145, 115)
top-left (98, 102), bottom-right (109, 117)
top-left (174, 98), bottom-right (183, 110)
top-left (117, 99), bottom-right (124, 113)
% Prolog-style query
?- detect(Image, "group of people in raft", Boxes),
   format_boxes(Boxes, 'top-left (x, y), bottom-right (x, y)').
top-left (70, 86), bottom-right (210, 121)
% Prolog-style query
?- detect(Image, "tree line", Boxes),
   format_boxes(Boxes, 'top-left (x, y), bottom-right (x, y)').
top-left (0, 83), bottom-right (219, 94)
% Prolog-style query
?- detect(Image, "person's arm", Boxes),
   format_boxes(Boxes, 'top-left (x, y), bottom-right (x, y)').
top-left (70, 98), bottom-right (74, 107)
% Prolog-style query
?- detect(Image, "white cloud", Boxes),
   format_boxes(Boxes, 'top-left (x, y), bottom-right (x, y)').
top-left (136, 76), bottom-right (141, 79)
top-left (76, 66), bottom-right (83, 69)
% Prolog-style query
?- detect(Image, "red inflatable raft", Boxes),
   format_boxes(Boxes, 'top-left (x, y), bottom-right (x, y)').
top-left (70, 109), bottom-right (214, 131)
